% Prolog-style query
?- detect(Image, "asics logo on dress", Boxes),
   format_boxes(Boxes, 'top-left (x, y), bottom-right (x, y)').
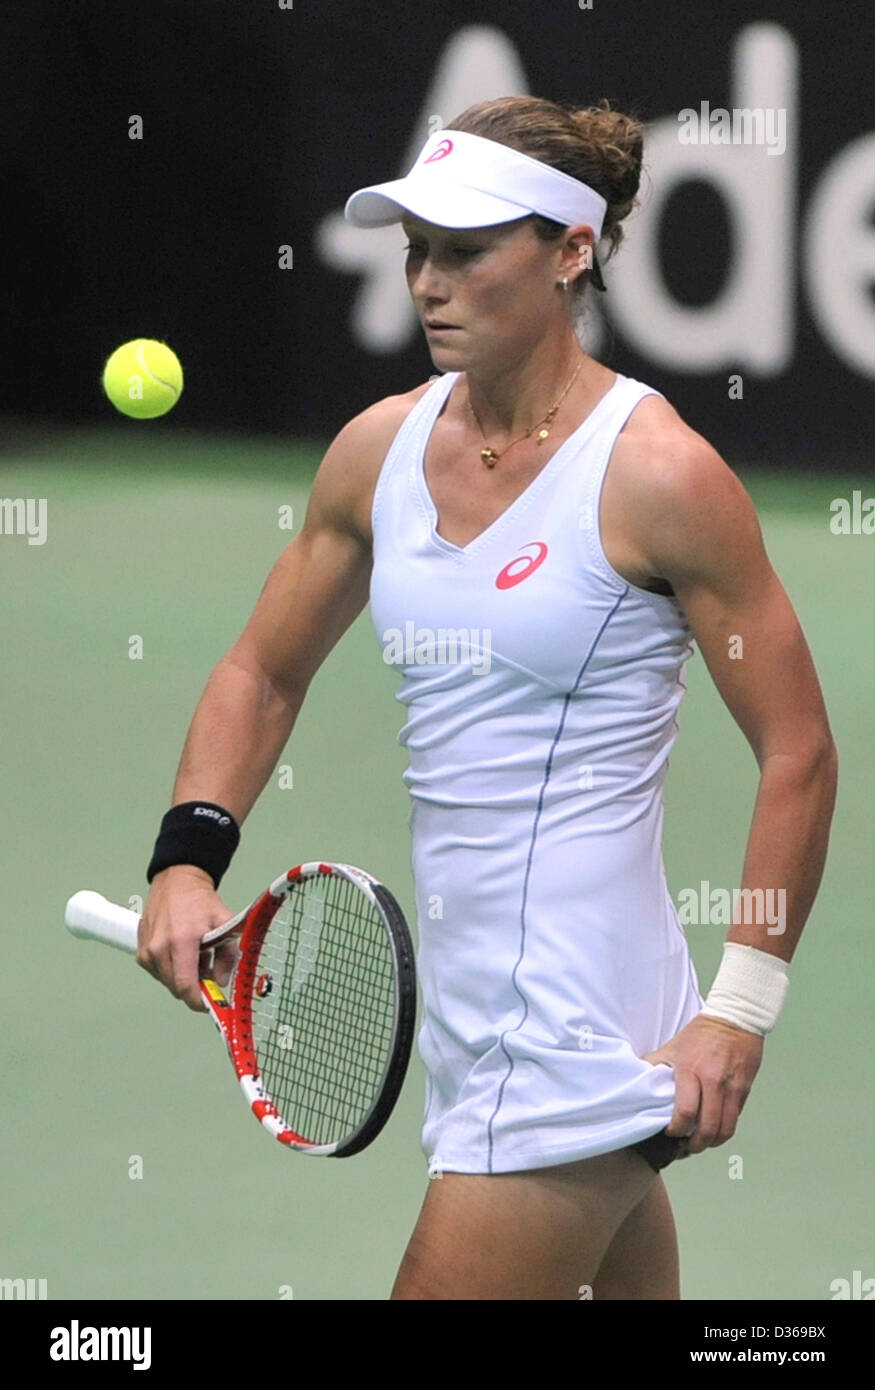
top-left (495, 542), bottom-right (548, 590)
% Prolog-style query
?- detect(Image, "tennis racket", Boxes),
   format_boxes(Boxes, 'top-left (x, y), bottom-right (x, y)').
top-left (65, 861), bottom-right (417, 1157)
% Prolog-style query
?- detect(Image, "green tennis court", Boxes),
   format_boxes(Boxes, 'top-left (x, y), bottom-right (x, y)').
top-left (1, 427), bottom-right (870, 1299)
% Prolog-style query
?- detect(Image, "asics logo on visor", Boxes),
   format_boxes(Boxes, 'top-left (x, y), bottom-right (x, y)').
top-left (423, 138), bottom-right (454, 164)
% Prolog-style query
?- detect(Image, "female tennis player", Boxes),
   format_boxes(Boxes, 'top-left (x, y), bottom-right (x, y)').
top-left (138, 96), bottom-right (838, 1299)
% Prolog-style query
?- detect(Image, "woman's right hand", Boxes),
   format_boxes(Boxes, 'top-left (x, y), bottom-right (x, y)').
top-left (137, 865), bottom-right (237, 1011)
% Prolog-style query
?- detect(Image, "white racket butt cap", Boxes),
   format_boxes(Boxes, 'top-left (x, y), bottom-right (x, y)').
top-left (65, 891), bottom-right (140, 954)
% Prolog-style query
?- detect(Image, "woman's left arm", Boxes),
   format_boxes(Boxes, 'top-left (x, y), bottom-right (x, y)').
top-left (621, 417), bottom-right (839, 1155)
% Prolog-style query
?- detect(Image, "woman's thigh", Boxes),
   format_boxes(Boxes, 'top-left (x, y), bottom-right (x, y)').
top-left (390, 1147), bottom-right (658, 1301)
top-left (591, 1174), bottom-right (680, 1300)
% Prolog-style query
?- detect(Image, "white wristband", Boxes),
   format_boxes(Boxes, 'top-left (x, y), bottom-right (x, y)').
top-left (701, 942), bottom-right (790, 1036)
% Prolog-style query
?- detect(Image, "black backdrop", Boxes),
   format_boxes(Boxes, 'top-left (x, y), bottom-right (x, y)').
top-left (1, 0), bottom-right (872, 470)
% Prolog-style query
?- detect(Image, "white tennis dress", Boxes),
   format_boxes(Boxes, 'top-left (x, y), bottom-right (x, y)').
top-left (369, 369), bottom-right (704, 1175)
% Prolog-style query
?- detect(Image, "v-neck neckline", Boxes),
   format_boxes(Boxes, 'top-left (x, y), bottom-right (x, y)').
top-left (417, 370), bottom-right (622, 556)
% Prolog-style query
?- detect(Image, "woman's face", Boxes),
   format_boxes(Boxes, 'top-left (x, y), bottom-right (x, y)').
top-left (400, 213), bottom-right (574, 371)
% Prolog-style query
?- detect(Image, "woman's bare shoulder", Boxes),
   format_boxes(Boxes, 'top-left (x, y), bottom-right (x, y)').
top-left (362, 378), bottom-right (435, 438)
top-left (611, 392), bottom-right (742, 504)
top-left (304, 380), bottom-right (437, 546)
top-left (606, 390), bottom-right (762, 580)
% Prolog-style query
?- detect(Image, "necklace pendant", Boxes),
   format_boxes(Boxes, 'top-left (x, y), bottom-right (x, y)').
top-left (481, 447), bottom-right (499, 467)
top-left (537, 428), bottom-right (549, 441)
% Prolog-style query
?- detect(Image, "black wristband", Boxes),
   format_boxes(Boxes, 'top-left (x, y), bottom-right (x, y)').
top-left (146, 801), bottom-right (241, 889)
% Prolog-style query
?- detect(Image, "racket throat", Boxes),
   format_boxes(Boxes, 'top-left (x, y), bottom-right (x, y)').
top-left (238, 1074), bottom-right (312, 1149)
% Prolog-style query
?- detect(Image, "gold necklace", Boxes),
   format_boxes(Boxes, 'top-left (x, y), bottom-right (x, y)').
top-left (467, 356), bottom-right (585, 467)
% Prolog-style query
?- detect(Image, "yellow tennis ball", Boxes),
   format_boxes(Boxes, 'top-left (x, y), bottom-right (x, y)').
top-left (102, 338), bottom-right (183, 419)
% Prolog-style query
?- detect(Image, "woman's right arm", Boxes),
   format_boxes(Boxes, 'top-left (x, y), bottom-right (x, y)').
top-left (138, 394), bottom-right (412, 1008)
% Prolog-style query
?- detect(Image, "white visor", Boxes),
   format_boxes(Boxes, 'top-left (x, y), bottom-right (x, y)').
top-left (344, 128), bottom-right (607, 240)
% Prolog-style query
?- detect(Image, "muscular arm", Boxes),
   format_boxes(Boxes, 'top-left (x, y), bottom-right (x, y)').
top-left (631, 421), bottom-right (838, 962)
top-left (170, 460), bottom-right (373, 824)
top-left (607, 404), bottom-right (838, 1154)
top-left (139, 395), bottom-right (409, 1007)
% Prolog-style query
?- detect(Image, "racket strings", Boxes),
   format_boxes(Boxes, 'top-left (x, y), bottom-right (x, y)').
top-left (250, 875), bottom-right (397, 1145)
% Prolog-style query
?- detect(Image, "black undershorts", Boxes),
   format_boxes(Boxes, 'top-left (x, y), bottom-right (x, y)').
top-left (628, 1128), bottom-right (688, 1173)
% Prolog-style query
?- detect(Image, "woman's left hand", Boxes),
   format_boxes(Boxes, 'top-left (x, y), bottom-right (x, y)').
top-left (642, 1014), bottom-right (765, 1155)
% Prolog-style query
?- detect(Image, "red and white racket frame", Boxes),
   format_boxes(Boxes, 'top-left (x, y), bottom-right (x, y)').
top-left (199, 861), bottom-right (416, 1156)
top-left (65, 861), bottom-right (417, 1158)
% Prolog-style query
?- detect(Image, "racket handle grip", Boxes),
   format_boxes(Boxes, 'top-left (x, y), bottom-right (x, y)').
top-left (65, 891), bottom-right (140, 954)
